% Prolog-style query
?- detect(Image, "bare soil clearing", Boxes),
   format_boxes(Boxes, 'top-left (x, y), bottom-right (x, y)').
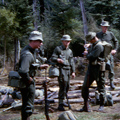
top-left (0, 65), bottom-right (120, 120)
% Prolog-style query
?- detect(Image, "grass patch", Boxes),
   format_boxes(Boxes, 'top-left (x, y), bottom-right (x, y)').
top-left (6, 110), bottom-right (120, 120)
top-left (112, 113), bottom-right (120, 120)
top-left (74, 112), bottom-right (118, 120)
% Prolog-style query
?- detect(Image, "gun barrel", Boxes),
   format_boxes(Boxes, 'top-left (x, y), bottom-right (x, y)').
top-left (3, 106), bottom-right (13, 112)
top-left (66, 93), bottom-right (71, 109)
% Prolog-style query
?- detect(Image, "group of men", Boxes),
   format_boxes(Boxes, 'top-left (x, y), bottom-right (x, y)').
top-left (18, 20), bottom-right (118, 120)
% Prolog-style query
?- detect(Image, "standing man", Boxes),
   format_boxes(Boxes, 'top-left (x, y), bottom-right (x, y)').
top-left (96, 21), bottom-right (119, 89)
top-left (80, 32), bottom-right (106, 112)
top-left (18, 31), bottom-right (49, 120)
top-left (51, 35), bottom-right (76, 111)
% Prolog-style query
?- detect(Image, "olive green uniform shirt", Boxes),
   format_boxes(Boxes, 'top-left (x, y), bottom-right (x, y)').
top-left (97, 31), bottom-right (119, 81)
top-left (18, 45), bottom-right (36, 118)
top-left (51, 44), bottom-right (75, 73)
top-left (51, 44), bottom-right (75, 104)
top-left (96, 31), bottom-right (118, 50)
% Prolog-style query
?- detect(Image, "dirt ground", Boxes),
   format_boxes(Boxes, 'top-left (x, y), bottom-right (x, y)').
top-left (0, 65), bottom-right (120, 120)
top-left (0, 101), bottom-right (120, 120)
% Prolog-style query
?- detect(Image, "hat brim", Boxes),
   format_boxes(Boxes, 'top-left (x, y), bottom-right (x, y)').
top-left (61, 38), bottom-right (72, 41)
top-left (86, 32), bottom-right (96, 42)
top-left (100, 24), bottom-right (110, 26)
top-left (29, 36), bottom-right (43, 41)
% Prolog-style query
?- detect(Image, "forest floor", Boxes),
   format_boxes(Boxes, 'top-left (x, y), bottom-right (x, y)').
top-left (0, 64), bottom-right (120, 120)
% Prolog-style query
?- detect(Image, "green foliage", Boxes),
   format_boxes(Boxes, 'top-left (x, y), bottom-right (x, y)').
top-left (112, 113), bottom-right (120, 119)
top-left (0, 8), bottom-right (18, 55)
top-left (0, 0), bottom-right (34, 67)
top-left (38, 0), bottom-right (84, 58)
top-left (85, 0), bottom-right (120, 28)
top-left (0, 8), bottom-right (18, 33)
top-left (38, 20), bottom-right (61, 59)
top-left (48, 1), bottom-right (81, 35)
top-left (6, 0), bottom-right (34, 37)
top-left (0, 0), bottom-right (120, 64)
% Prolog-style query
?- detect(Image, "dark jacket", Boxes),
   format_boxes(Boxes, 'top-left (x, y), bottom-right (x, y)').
top-left (18, 45), bottom-right (36, 83)
top-left (87, 40), bottom-right (104, 65)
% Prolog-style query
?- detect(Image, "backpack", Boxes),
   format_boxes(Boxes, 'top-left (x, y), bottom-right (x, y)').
top-left (95, 90), bottom-right (113, 106)
top-left (98, 41), bottom-right (112, 62)
top-left (49, 65), bottom-right (59, 78)
top-left (8, 51), bottom-right (34, 88)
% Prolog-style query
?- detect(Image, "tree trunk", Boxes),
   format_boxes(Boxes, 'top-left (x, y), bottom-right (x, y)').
top-left (39, 0), bottom-right (44, 22)
top-left (0, 37), bottom-right (6, 75)
top-left (33, 0), bottom-right (38, 30)
top-left (3, 38), bottom-right (6, 68)
top-left (17, 39), bottom-right (20, 61)
top-left (2, 0), bottom-right (4, 4)
top-left (79, 0), bottom-right (88, 40)
top-left (14, 39), bottom-right (17, 70)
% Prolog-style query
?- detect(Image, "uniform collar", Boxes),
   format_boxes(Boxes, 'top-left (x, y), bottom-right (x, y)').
top-left (27, 45), bottom-right (35, 54)
top-left (101, 31), bottom-right (108, 35)
top-left (61, 44), bottom-right (69, 50)
top-left (93, 40), bottom-right (99, 46)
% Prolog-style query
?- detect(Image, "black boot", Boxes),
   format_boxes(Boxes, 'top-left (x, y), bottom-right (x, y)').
top-left (63, 102), bottom-right (68, 107)
top-left (98, 96), bottom-right (104, 112)
top-left (58, 104), bottom-right (65, 111)
top-left (98, 105), bottom-right (104, 112)
top-left (26, 117), bottom-right (30, 120)
top-left (110, 81), bottom-right (115, 89)
top-left (79, 101), bottom-right (91, 112)
top-left (22, 116), bottom-right (30, 120)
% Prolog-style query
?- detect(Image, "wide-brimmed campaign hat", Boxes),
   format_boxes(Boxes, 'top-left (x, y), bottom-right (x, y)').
top-left (29, 31), bottom-right (43, 41)
top-left (100, 21), bottom-right (110, 26)
top-left (85, 32), bottom-right (96, 42)
top-left (61, 35), bottom-right (72, 41)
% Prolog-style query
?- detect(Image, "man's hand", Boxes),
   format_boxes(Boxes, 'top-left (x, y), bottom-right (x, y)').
top-left (83, 50), bottom-right (88, 56)
top-left (84, 43), bottom-right (91, 49)
top-left (40, 64), bottom-right (49, 69)
top-left (57, 58), bottom-right (64, 64)
top-left (72, 72), bottom-right (75, 79)
top-left (111, 50), bottom-right (116, 55)
top-left (28, 77), bottom-right (33, 85)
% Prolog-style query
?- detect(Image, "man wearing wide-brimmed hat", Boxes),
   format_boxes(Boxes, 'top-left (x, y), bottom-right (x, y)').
top-left (79, 32), bottom-right (106, 112)
top-left (51, 35), bottom-right (76, 111)
top-left (97, 21), bottom-right (119, 89)
top-left (18, 31), bottom-right (49, 120)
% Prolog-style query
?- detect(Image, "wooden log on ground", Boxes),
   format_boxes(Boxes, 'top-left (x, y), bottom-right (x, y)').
top-left (70, 80), bottom-right (83, 85)
top-left (113, 97), bottom-right (120, 103)
top-left (105, 86), bottom-right (120, 91)
top-left (54, 98), bottom-right (84, 103)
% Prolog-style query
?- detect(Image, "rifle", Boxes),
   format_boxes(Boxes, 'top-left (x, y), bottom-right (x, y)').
top-left (0, 89), bottom-right (9, 107)
top-left (0, 100), bottom-right (22, 113)
top-left (66, 93), bottom-right (71, 109)
top-left (43, 69), bottom-right (54, 120)
top-left (43, 80), bottom-right (50, 120)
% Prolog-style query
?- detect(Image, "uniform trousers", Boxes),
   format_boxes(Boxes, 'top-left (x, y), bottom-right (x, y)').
top-left (58, 68), bottom-right (70, 104)
top-left (20, 82), bottom-right (35, 119)
top-left (82, 64), bottom-right (106, 104)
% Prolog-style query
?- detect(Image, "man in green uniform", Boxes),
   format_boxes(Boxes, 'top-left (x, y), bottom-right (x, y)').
top-left (80, 32), bottom-right (106, 112)
top-left (96, 21), bottom-right (119, 89)
top-left (18, 31), bottom-right (49, 120)
top-left (51, 35), bottom-right (76, 111)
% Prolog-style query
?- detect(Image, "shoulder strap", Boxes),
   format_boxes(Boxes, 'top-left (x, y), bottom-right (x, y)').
top-left (55, 46), bottom-right (63, 56)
